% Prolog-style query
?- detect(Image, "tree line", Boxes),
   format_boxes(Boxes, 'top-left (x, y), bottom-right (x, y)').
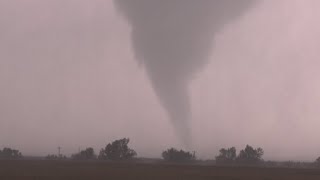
top-left (0, 138), bottom-right (264, 165)
top-left (2, 138), bottom-right (320, 168)
top-left (215, 145), bottom-right (264, 165)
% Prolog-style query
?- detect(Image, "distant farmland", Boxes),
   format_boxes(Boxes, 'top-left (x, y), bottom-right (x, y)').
top-left (1, 160), bottom-right (320, 180)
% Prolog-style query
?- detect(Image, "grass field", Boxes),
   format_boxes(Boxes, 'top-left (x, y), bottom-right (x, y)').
top-left (1, 160), bottom-right (320, 180)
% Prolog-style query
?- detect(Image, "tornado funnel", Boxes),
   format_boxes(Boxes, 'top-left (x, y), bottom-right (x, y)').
top-left (114, 0), bottom-right (255, 147)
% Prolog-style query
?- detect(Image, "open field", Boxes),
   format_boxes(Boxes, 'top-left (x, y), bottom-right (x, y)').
top-left (1, 160), bottom-right (320, 180)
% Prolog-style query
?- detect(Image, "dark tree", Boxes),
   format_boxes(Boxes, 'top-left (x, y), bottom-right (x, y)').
top-left (0, 148), bottom-right (21, 159)
top-left (0, 147), bottom-right (23, 159)
top-left (215, 147), bottom-right (237, 164)
top-left (236, 145), bottom-right (264, 164)
top-left (98, 138), bottom-right (137, 160)
top-left (72, 147), bottom-right (96, 160)
top-left (314, 157), bottom-right (320, 167)
top-left (162, 148), bottom-right (195, 162)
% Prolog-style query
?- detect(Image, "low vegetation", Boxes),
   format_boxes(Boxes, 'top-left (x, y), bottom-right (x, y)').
top-left (45, 154), bottom-right (67, 160)
top-left (162, 148), bottom-right (195, 162)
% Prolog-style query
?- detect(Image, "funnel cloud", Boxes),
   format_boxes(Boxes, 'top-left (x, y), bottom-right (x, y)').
top-left (115, 0), bottom-right (255, 146)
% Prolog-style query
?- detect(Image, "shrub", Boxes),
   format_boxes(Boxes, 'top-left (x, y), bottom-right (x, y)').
top-left (162, 148), bottom-right (195, 162)
top-left (45, 154), bottom-right (67, 160)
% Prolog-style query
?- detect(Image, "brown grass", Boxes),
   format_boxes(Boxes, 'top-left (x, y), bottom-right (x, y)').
top-left (1, 160), bottom-right (320, 180)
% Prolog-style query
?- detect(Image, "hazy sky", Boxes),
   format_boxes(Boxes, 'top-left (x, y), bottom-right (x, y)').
top-left (1, 0), bottom-right (320, 161)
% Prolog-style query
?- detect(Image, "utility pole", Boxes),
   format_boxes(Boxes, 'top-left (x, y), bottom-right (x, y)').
top-left (58, 146), bottom-right (61, 157)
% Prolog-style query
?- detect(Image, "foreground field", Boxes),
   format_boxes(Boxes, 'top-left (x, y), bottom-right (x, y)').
top-left (1, 160), bottom-right (320, 180)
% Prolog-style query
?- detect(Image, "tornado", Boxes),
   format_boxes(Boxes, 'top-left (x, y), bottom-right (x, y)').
top-left (114, 0), bottom-right (255, 147)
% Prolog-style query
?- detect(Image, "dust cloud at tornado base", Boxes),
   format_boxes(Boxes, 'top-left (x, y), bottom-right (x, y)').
top-left (1, 0), bottom-right (320, 161)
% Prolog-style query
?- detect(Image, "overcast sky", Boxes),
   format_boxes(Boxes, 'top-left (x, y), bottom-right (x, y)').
top-left (1, 0), bottom-right (320, 161)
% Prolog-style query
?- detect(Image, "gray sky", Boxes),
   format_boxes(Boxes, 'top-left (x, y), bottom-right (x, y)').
top-left (1, 0), bottom-right (320, 161)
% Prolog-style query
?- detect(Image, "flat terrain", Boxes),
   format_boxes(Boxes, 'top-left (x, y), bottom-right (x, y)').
top-left (1, 160), bottom-right (320, 180)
